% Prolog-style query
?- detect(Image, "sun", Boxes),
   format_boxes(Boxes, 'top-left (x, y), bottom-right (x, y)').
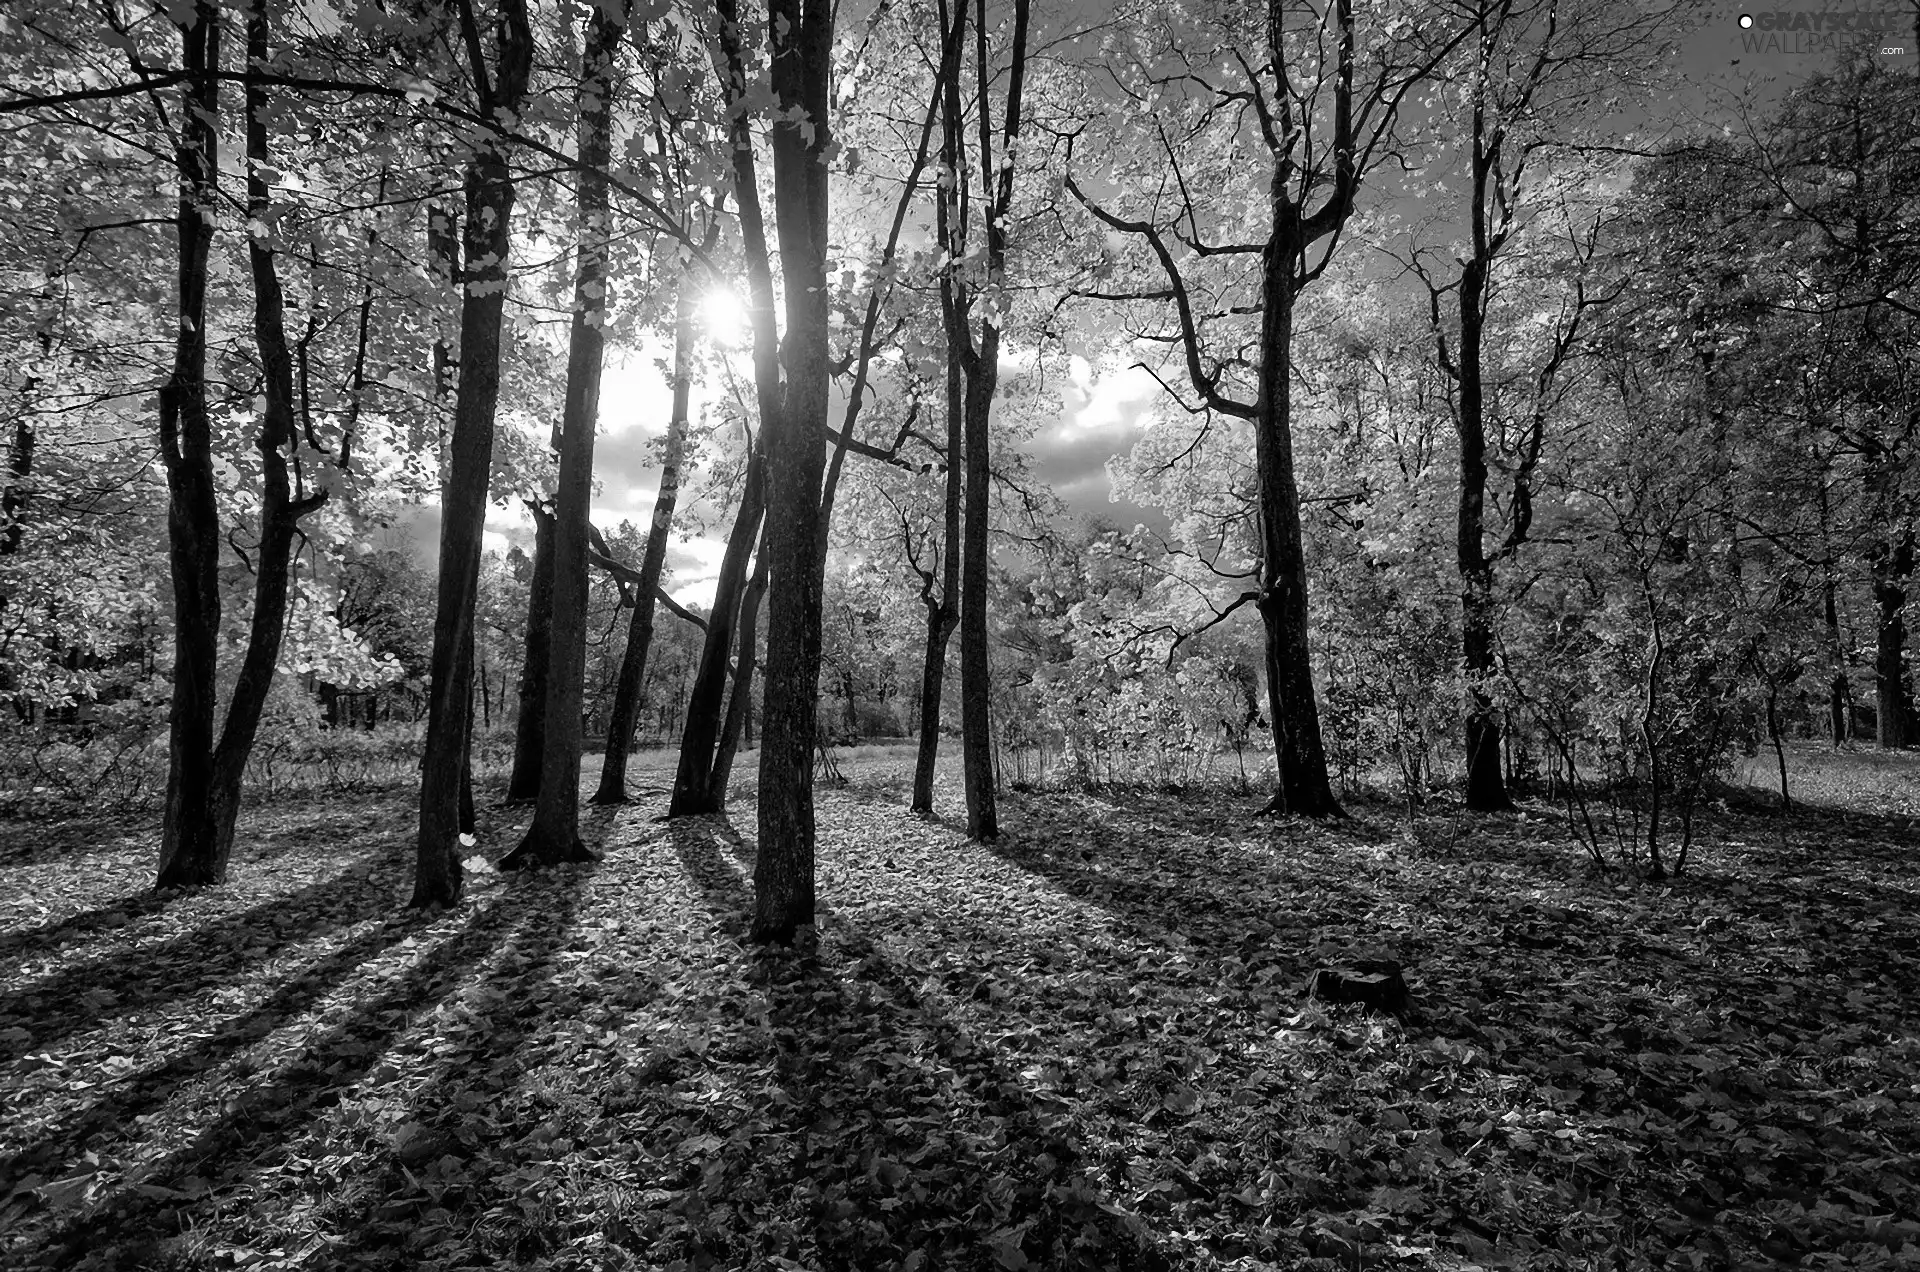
top-left (700, 286), bottom-right (749, 348)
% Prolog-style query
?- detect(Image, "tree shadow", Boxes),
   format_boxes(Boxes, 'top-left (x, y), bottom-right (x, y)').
top-left (823, 782), bottom-right (1920, 1262)
top-left (0, 856), bottom-right (401, 1065)
top-left (973, 789), bottom-right (1386, 962)
top-left (301, 865), bottom-right (595, 1268)
top-left (651, 822), bottom-right (1174, 1271)
top-left (0, 893), bottom-right (173, 969)
top-left (665, 813), bottom-right (753, 938)
top-left (2, 908), bottom-right (423, 1191)
top-left (581, 801), bottom-right (622, 854)
top-left (17, 884), bottom-right (548, 1270)
top-left (0, 816), bottom-right (151, 869)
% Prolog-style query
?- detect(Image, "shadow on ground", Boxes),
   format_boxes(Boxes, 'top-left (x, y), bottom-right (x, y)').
top-left (650, 818), bottom-right (1174, 1271)
top-left (12, 881), bottom-right (557, 1271)
top-left (0, 857), bottom-right (399, 1065)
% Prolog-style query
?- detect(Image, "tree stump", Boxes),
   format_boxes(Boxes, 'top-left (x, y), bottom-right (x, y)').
top-left (1305, 959), bottom-right (1410, 1014)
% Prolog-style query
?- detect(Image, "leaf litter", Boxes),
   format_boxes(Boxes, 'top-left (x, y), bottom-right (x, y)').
top-left (0, 765), bottom-right (1916, 1271)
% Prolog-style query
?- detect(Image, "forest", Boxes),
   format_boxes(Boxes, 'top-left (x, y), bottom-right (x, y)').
top-left (1, 0), bottom-right (1917, 1268)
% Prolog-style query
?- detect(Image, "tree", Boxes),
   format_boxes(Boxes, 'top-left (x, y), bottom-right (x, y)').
top-left (591, 266), bottom-right (699, 804)
top-left (1761, 66), bottom-right (1920, 748)
top-left (151, 0), bottom-right (225, 884)
top-left (154, 0), bottom-right (332, 886)
top-left (1403, 0), bottom-right (1669, 809)
top-left (502, 0), bottom-right (632, 869)
top-left (1068, 0), bottom-right (1468, 817)
top-left (505, 500), bottom-right (553, 799)
top-left (710, 542), bottom-right (769, 804)
top-left (667, 431), bottom-right (765, 816)
top-left (938, 0), bottom-right (1030, 840)
top-left (740, 0), bottom-right (835, 943)
top-left (897, 424), bottom-right (961, 814)
top-left (412, 0), bottom-right (535, 909)
top-left (1621, 63), bottom-right (1920, 750)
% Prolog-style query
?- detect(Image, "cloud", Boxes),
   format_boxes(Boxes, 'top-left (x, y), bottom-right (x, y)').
top-left (663, 537), bottom-right (727, 607)
top-left (592, 422), bottom-right (666, 513)
top-left (1028, 361), bottom-right (1164, 521)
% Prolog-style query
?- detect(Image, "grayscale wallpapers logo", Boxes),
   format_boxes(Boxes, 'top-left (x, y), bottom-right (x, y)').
top-left (1736, 10), bottom-right (1907, 56)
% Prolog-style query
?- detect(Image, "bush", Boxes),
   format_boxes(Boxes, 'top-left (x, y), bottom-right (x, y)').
top-left (0, 680), bottom-right (445, 817)
top-left (0, 727), bottom-right (166, 816)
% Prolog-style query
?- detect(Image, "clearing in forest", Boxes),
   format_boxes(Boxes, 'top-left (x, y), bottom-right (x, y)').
top-left (2, 752), bottom-right (1918, 1271)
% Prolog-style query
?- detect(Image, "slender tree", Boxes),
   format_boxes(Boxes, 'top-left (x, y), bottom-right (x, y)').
top-left (412, 0), bottom-right (535, 908)
top-left (157, 0), bottom-right (330, 886)
top-left (1069, 0), bottom-right (1469, 817)
top-left (908, 362), bottom-right (961, 815)
top-left (505, 500), bottom-right (554, 800)
top-left (711, 541), bottom-right (769, 805)
top-left (503, 0), bottom-right (631, 868)
top-left (935, 0), bottom-right (1029, 840)
top-left (667, 437), bottom-right (765, 815)
top-left (591, 270), bottom-right (697, 803)
top-left (696, 0), bottom-right (837, 941)
top-left (153, 0), bottom-right (224, 885)
top-left (1406, 0), bottom-right (1666, 809)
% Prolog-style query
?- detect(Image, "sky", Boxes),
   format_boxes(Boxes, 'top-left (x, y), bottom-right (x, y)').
top-left (434, 0), bottom-right (1916, 609)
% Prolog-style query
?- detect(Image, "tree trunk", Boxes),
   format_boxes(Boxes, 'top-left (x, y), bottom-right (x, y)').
top-left (1251, 218), bottom-right (1341, 819)
top-left (505, 501), bottom-right (554, 800)
top-left (1455, 242), bottom-right (1511, 811)
top-left (504, 0), bottom-right (627, 870)
top-left (957, 331), bottom-right (998, 838)
top-left (1, 419), bottom-right (31, 560)
top-left (910, 603), bottom-right (957, 814)
top-left (593, 267), bottom-right (696, 804)
top-left (1872, 529), bottom-right (1914, 748)
top-left (412, 0), bottom-right (533, 910)
top-left (1766, 686), bottom-right (1791, 809)
top-left (937, 0), bottom-right (1025, 843)
top-left (911, 276), bottom-right (966, 817)
top-left (839, 656), bottom-right (859, 741)
top-left (429, 199), bottom-right (477, 832)
top-left (668, 444), bottom-right (765, 816)
top-left (1819, 476), bottom-right (1849, 744)
top-left (155, 3), bottom-right (225, 888)
top-left (207, 0), bottom-right (331, 860)
top-left (1827, 587), bottom-right (1850, 746)
top-left (751, 0), bottom-right (834, 944)
top-left (712, 545), bottom-right (768, 806)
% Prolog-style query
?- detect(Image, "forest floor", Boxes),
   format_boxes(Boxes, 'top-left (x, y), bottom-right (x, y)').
top-left (1, 744), bottom-right (1917, 1272)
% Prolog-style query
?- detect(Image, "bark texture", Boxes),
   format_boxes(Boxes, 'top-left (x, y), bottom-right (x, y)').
top-left (728, 0), bottom-right (835, 944)
top-left (155, 2), bottom-right (223, 888)
top-left (1250, 216), bottom-right (1340, 819)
